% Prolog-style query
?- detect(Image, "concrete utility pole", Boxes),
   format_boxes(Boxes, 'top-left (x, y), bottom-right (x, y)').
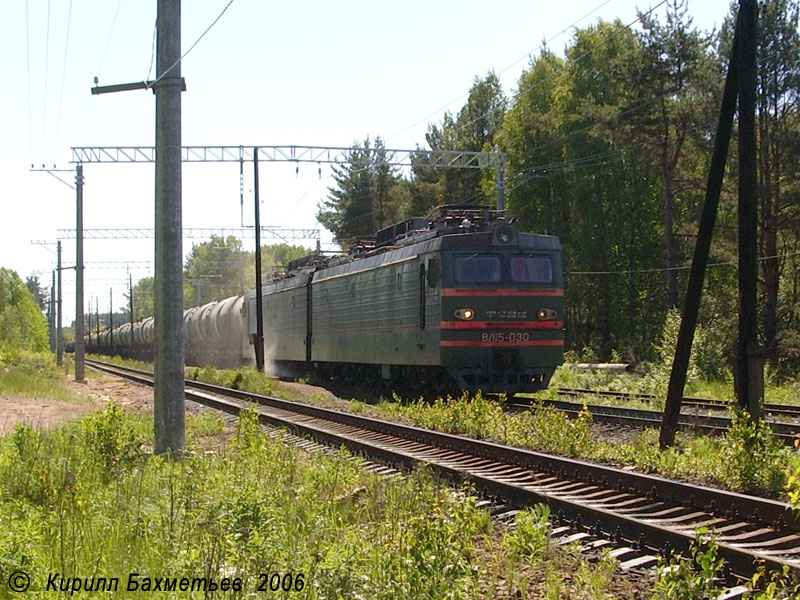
top-left (253, 149), bottom-right (265, 372)
top-left (57, 240), bottom-right (63, 367)
top-left (49, 271), bottom-right (56, 352)
top-left (129, 273), bottom-right (135, 357)
top-left (75, 165), bottom-right (86, 383)
top-left (154, 0), bottom-right (185, 454)
top-left (109, 288), bottom-right (114, 353)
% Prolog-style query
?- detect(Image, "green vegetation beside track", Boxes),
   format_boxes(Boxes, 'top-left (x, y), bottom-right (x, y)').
top-left (0, 360), bottom-right (656, 599)
top-left (97, 354), bottom-right (800, 499)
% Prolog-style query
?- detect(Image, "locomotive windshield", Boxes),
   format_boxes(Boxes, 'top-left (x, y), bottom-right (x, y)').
top-left (453, 254), bottom-right (555, 284)
top-left (455, 255), bottom-right (502, 283)
top-left (510, 256), bottom-right (553, 283)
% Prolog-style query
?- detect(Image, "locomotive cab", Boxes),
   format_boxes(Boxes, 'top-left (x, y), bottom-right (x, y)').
top-left (436, 216), bottom-right (564, 394)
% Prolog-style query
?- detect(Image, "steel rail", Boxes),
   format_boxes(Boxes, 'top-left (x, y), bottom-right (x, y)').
top-left (557, 387), bottom-right (800, 419)
top-left (524, 398), bottom-right (800, 446)
top-left (86, 359), bottom-right (800, 579)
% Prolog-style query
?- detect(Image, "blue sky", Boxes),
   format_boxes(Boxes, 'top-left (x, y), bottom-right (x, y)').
top-left (2, 0), bottom-right (733, 323)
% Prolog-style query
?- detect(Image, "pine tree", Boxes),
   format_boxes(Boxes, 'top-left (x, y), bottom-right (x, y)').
top-left (317, 137), bottom-right (401, 246)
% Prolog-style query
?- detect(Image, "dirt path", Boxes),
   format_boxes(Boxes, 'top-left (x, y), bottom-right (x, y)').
top-left (0, 373), bottom-right (156, 435)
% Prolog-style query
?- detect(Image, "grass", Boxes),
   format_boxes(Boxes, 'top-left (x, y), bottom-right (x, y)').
top-left (7, 357), bottom-right (800, 597)
top-left (0, 397), bottom-right (653, 599)
top-left (548, 362), bottom-right (800, 407)
top-left (0, 353), bottom-right (86, 405)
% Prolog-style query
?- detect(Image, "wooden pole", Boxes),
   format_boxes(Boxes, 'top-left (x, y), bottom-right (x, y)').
top-left (659, 16), bottom-right (742, 448)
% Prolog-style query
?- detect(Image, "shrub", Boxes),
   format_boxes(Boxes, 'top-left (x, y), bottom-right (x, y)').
top-left (80, 402), bottom-right (144, 473)
top-left (650, 529), bottom-right (723, 599)
top-left (716, 409), bottom-right (786, 495)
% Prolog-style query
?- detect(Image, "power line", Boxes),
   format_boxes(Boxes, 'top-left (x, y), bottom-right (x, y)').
top-left (495, 0), bottom-right (614, 81)
top-left (54, 0), bottom-right (74, 159)
top-left (449, 0), bottom-right (670, 143)
top-left (385, 0), bottom-right (614, 144)
top-left (520, 98), bottom-right (661, 159)
top-left (509, 116), bottom-right (717, 181)
top-left (97, 0), bottom-right (124, 81)
top-left (146, 18), bottom-right (157, 81)
top-left (148, 0), bottom-right (236, 88)
top-left (42, 0), bottom-right (51, 160)
top-left (568, 252), bottom-right (800, 276)
top-left (25, 0), bottom-right (32, 163)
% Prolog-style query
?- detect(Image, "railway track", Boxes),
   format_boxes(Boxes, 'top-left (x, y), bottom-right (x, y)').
top-left (87, 359), bottom-right (800, 582)
top-left (557, 387), bottom-right (800, 419)
top-left (514, 397), bottom-right (800, 446)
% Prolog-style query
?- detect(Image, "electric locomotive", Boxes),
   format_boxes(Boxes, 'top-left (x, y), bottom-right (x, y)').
top-left (245, 205), bottom-right (564, 394)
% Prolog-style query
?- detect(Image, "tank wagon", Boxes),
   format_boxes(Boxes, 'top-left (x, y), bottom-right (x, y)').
top-left (83, 206), bottom-right (565, 395)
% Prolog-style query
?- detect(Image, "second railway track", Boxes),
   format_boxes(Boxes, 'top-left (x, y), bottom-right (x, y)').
top-left (87, 358), bottom-right (800, 582)
top-left (516, 396), bottom-right (800, 446)
top-left (557, 386), bottom-right (800, 419)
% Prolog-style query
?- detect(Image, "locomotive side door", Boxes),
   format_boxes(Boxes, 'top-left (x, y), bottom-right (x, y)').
top-left (416, 260), bottom-right (426, 349)
top-left (416, 254), bottom-right (440, 351)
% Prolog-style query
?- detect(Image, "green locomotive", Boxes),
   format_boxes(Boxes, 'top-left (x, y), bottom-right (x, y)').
top-left (246, 206), bottom-right (564, 395)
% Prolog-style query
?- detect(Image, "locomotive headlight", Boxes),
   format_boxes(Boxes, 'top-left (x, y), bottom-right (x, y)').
top-left (537, 308), bottom-right (557, 320)
top-left (454, 308), bottom-right (475, 320)
top-left (496, 224), bottom-right (514, 243)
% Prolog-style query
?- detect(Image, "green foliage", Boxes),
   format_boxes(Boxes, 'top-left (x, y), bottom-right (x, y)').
top-left (0, 267), bottom-right (49, 358)
top-left (185, 411), bottom-right (224, 438)
top-left (25, 274), bottom-right (47, 311)
top-left (0, 405), bottom-right (551, 600)
top-left (717, 409), bottom-right (787, 495)
top-left (747, 564), bottom-right (800, 599)
top-left (506, 504), bottom-right (551, 561)
top-left (183, 236), bottom-right (311, 308)
top-left (130, 275), bottom-right (155, 320)
top-left (129, 240), bottom-right (311, 317)
top-left (317, 136), bottom-right (403, 245)
top-left (642, 308), bottom-right (701, 401)
top-left (787, 455), bottom-right (800, 512)
top-left (650, 530), bottom-right (724, 599)
top-left (305, 1), bottom-right (800, 372)
top-left (194, 364), bottom-right (276, 396)
top-left (574, 549), bottom-right (620, 600)
top-left (0, 358), bottom-right (83, 404)
top-left (388, 393), bottom-right (595, 459)
top-left (409, 72), bottom-right (506, 215)
top-left (183, 359), bottom-right (800, 497)
top-left (80, 402), bottom-right (144, 472)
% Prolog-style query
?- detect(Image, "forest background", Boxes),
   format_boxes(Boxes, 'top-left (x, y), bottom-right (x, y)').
top-left (21, 0), bottom-right (800, 380)
top-left (316, 0), bottom-right (800, 379)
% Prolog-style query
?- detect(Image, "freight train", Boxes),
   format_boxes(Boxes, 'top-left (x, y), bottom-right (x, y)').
top-left (81, 206), bottom-right (565, 395)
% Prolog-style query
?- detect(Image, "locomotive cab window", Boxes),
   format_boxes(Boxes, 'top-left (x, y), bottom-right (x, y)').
top-left (455, 255), bottom-right (502, 283)
top-left (510, 255), bottom-right (553, 283)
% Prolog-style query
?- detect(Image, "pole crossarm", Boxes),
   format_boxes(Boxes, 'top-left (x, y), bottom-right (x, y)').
top-left (29, 168), bottom-right (77, 190)
top-left (71, 145), bottom-right (508, 170)
top-left (57, 227), bottom-right (320, 241)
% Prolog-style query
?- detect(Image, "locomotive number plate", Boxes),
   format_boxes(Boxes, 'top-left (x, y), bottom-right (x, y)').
top-left (481, 332), bottom-right (530, 343)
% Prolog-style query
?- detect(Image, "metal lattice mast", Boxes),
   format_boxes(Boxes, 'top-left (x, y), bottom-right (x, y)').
top-left (71, 145), bottom-right (509, 210)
